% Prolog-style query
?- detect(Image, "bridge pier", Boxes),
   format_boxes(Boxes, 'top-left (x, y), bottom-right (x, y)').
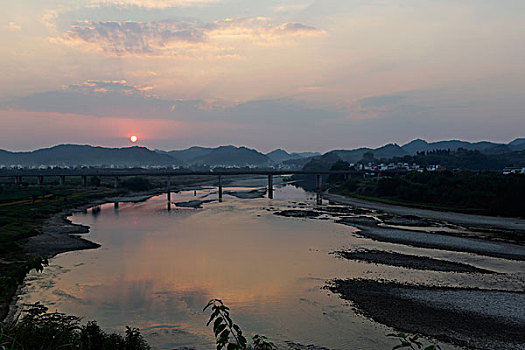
top-left (82, 176), bottom-right (87, 187)
top-left (218, 175), bottom-right (223, 201)
top-left (268, 175), bottom-right (273, 199)
top-left (114, 176), bottom-right (119, 189)
top-left (167, 176), bottom-right (171, 202)
top-left (37, 176), bottom-right (44, 186)
top-left (316, 174), bottom-right (322, 205)
top-left (15, 176), bottom-right (22, 187)
top-left (59, 176), bottom-right (65, 186)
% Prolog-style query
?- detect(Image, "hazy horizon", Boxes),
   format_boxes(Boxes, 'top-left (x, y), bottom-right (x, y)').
top-left (1, 136), bottom-right (523, 155)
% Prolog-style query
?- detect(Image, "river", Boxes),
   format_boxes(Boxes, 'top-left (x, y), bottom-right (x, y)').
top-left (18, 180), bottom-right (521, 349)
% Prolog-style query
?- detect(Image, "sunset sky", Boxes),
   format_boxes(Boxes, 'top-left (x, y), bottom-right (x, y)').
top-left (2, 0), bottom-right (524, 152)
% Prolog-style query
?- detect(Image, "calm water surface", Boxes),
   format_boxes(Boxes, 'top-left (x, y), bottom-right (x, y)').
top-left (19, 183), bottom-right (486, 349)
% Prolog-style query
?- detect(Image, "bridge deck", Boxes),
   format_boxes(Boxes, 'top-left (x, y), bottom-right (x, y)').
top-left (0, 170), bottom-right (363, 178)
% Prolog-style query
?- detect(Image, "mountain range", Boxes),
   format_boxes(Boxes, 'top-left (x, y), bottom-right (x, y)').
top-left (0, 138), bottom-right (523, 168)
top-left (0, 145), bottom-right (178, 167)
top-left (401, 139), bottom-right (525, 154)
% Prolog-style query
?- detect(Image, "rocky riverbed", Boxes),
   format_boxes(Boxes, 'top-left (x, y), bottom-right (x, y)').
top-left (274, 194), bottom-right (525, 350)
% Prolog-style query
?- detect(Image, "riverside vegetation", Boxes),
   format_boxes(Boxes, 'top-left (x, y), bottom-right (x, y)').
top-left (325, 161), bottom-right (525, 217)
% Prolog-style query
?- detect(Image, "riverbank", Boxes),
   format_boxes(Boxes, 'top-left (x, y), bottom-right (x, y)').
top-left (325, 193), bottom-right (525, 241)
top-left (329, 279), bottom-right (525, 350)
top-left (325, 171), bottom-right (525, 217)
top-left (276, 198), bottom-right (525, 260)
top-left (333, 249), bottom-right (495, 273)
top-left (25, 192), bottom-right (158, 258)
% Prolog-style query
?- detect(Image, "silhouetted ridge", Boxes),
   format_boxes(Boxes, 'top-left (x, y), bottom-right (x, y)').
top-left (0, 144), bottom-right (180, 167)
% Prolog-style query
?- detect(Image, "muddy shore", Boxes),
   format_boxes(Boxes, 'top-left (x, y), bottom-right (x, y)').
top-left (345, 223), bottom-right (525, 261)
top-left (334, 249), bottom-right (495, 273)
top-left (24, 177), bottom-right (231, 259)
top-left (25, 192), bottom-right (158, 258)
top-left (330, 279), bottom-right (525, 350)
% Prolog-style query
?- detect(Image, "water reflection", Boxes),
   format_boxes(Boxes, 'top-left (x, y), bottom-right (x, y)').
top-left (91, 205), bottom-right (101, 218)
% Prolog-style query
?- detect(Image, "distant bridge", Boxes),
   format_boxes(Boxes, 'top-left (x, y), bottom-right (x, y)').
top-left (0, 169), bottom-right (367, 202)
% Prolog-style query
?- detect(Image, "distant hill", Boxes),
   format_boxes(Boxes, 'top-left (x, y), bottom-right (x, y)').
top-left (2, 138), bottom-right (523, 170)
top-left (280, 157), bottom-right (314, 170)
top-left (266, 149), bottom-right (293, 163)
top-left (265, 149), bottom-right (320, 163)
top-left (291, 151), bottom-right (321, 158)
top-left (167, 146), bottom-right (213, 162)
top-left (327, 143), bottom-right (407, 164)
top-left (187, 146), bottom-right (271, 166)
top-left (401, 139), bottom-right (429, 155)
top-left (0, 145), bottom-right (180, 167)
top-left (301, 143), bottom-right (407, 171)
top-left (400, 139), bottom-right (514, 155)
top-left (509, 138), bottom-right (525, 151)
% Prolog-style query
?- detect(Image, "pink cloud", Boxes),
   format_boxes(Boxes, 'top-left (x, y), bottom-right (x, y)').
top-left (57, 18), bottom-right (325, 57)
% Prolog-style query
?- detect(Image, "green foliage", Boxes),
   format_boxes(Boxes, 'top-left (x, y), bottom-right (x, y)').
top-left (251, 335), bottom-right (277, 350)
top-left (204, 299), bottom-right (248, 350)
top-left (204, 299), bottom-right (276, 350)
top-left (121, 177), bottom-right (152, 191)
top-left (331, 171), bottom-right (525, 217)
top-left (389, 333), bottom-right (441, 350)
top-left (0, 303), bottom-right (150, 350)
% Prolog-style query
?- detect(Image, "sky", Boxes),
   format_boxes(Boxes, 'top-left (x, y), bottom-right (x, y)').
top-left (1, 0), bottom-right (524, 152)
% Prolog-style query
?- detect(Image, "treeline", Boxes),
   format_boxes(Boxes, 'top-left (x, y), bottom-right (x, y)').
top-left (383, 148), bottom-right (525, 171)
top-left (329, 170), bottom-right (525, 217)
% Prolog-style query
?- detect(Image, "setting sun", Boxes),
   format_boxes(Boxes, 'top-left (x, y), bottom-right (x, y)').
top-left (130, 135), bottom-right (138, 143)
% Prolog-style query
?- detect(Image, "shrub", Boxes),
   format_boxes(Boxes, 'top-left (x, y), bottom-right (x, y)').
top-left (0, 303), bottom-right (150, 350)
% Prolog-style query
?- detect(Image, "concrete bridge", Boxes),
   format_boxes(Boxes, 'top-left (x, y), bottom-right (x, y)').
top-left (0, 169), bottom-right (363, 203)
